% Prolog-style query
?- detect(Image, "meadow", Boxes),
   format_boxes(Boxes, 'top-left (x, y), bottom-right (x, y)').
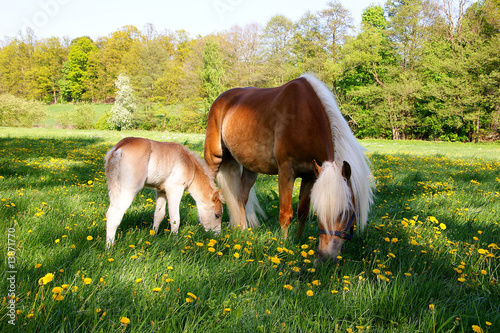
top-left (0, 127), bottom-right (499, 332)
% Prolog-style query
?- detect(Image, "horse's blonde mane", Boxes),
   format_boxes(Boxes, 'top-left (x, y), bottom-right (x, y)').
top-left (301, 74), bottom-right (374, 231)
top-left (184, 147), bottom-right (218, 193)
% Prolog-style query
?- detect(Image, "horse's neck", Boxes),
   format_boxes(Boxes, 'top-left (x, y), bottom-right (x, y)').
top-left (186, 156), bottom-right (213, 206)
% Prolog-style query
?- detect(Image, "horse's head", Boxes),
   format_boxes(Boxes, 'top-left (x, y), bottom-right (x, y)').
top-left (198, 190), bottom-right (224, 233)
top-left (312, 160), bottom-right (356, 265)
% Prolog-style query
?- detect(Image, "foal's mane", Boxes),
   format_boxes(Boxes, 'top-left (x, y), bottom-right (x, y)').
top-left (301, 74), bottom-right (374, 230)
top-left (183, 146), bottom-right (218, 193)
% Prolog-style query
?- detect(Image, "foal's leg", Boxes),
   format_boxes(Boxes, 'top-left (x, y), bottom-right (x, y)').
top-left (165, 185), bottom-right (185, 234)
top-left (106, 189), bottom-right (137, 248)
top-left (297, 176), bottom-right (314, 239)
top-left (153, 190), bottom-right (167, 234)
top-left (277, 167), bottom-right (295, 239)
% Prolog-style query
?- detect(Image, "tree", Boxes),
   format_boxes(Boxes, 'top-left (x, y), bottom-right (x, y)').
top-left (60, 37), bottom-right (98, 101)
top-left (108, 74), bottom-right (136, 130)
top-left (199, 39), bottom-right (225, 119)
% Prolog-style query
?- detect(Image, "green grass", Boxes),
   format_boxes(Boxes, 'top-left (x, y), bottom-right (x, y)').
top-left (43, 104), bottom-right (112, 127)
top-left (1, 128), bottom-right (499, 332)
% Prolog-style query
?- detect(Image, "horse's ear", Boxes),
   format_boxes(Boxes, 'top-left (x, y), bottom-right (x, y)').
top-left (313, 160), bottom-right (322, 177)
top-left (342, 161), bottom-right (351, 180)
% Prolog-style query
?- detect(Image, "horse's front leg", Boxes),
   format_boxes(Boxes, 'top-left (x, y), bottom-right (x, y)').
top-left (297, 176), bottom-right (314, 239)
top-left (278, 169), bottom-right (295, 239)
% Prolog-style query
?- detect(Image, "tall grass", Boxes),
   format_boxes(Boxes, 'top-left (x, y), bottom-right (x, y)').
top-left (0, 128), bottom-right (499, 332)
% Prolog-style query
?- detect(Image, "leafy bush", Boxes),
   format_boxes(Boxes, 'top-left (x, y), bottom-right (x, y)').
top-left (0, 94), bottom-right (47, 127)
top-left (71, 103), bottom-right (95, 129)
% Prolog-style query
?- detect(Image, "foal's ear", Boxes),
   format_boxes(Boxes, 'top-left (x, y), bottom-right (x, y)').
top-left (313, 160), bottom-right (322, 177)
top-left (212, 190), bottom-right (225, 204)
top-left (342, 161), bottom-right (352, 180)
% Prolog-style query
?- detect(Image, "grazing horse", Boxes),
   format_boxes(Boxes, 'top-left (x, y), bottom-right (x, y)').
top-left (104, 137), bottom-right (223, 247)
top-left (204, 74), bottom-right (374, 262)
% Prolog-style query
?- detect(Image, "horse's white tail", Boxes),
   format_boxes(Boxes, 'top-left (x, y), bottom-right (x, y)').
top-left (216, 159), bottom-right (264, 229)
top-left (301, 74), bottom-right (374, 230)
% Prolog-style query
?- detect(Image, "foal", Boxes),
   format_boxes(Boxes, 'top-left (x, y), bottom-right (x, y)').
top-left (104, 137), bottom-right (223, 247)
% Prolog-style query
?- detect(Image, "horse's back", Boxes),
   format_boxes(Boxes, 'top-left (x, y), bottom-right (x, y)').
top-left (206, 78), bottom-right (335, 176)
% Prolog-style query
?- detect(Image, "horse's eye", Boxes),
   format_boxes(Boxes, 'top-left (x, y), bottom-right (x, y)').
top-left (215, 213), bottom-right (221, 219)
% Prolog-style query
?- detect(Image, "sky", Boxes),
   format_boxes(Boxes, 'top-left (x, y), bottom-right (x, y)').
top-left (0, 0), bottom-right (385, 41)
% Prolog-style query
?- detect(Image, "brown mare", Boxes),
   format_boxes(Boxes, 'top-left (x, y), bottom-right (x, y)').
top-left (105, 137), bottom-right (223, 248)
top-left (204, 74), bottom-right (374, 262)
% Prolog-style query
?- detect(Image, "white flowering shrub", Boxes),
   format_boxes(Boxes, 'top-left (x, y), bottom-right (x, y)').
top-left (108, 74), bottom-right (136, 130)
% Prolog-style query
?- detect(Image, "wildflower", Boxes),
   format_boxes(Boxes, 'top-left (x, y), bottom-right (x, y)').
top-left (372, 269), bottom-right (381, 274)
top-left (331, 290), bottom-right (338, 294)
top-left (301, 244), bottom-right (309, 249)
top-left (130, 255), bottom-right (138, 260)
top-left (39, 273), bottom-right (54, 285)
top-left (61, 284), bottom-right (69, 289)
top-left (27, 313), bottom-right (34, 319)
top-left (135, 278), bottom-right (142, 283)
top-left (152, 287), bottom-right (161, 292)
top-left (312, 280), bottom-right (321, 286)
top-left (165, 278), bottom-right (174, 282)
top-left (167, 266), bottom-right (173, 270)
top-left (196, 242), bottom-right (204, 247)
top-left (35, 264), bottom-right (41, 269)
top-left (234, 244), bottom-right (241, 250)
top-left (83, 278), bottom-right (92, 285)
top-left (71, 286), bottom-right (79, 293)
top-left (429, 304), bottom-right (435, 311)
top-left (306, 290), bottom-right (314, 296)
top-left (52, 287), bottom-right (63, 294)
top-left (54, 239), bottom-right (60, 244)
top-left (266, 309), bottom-right (271, 314)
top-left (108, 258), bottom-right (114, 262)
top-left (187, 292), bottom-right (197, 300)
top-left (208, 247), bottom-right (215, 252)
top-left (472, 325), bottom-right (482, 333)
top-left (233, 252), bottom-right (240, 258)
top-left (429, 216), bottom-right (438, 223)
top-left (458, 277), bottom-right (466, 283)
top-left (270, 256), bottom-right (281, 264)
top-left (120, 317), bottom-right (130, 326)
top-left (150, 230), bottom-right (155, 236)
top-left (52, 294), bottom-right (64, 301)
top-left (439, 223), bottom-right (447, 230)
top-left (223, 308), bottom-right (231, 314)
top-left (284, 284), bottom-right (293, 290)
top-left (301, 251), bottom-right (308, 258)
top-left (87, 236), bottom-right (93, 241)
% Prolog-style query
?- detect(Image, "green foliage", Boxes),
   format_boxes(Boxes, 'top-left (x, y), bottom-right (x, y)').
top-left (0, 94), bottom-right (46, 127)
top-left (0, 1), bottom-right (499, 140)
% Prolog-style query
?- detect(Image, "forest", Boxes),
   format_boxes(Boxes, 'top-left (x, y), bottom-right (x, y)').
top-left (0, 0), bottom-right (499, 141)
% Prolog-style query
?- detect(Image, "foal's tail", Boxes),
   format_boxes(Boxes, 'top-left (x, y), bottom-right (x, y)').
top-left (104, 146), bottom-right (123, 202)
top-left (216, 159), bottom-right (264, 229)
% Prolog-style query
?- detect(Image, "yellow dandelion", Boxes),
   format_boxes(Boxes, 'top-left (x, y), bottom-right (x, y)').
top-left (429, 304), bottom-right (435, 311)
top-left (61, 284), bottom-right (69, 289)
top-left (165, 278), bottom-right (174, 283)
top-left (35, 264), bottom-right (42, 269)
top-left (439, 223), bottom-right (447, 230)
top-left (108, 258), bottom-right (114, 262)
top-left (331, 290), bottom-right (338, 294)
top-left (233, 252), bottom-right (240, 258)
top-left (135, 278), bottom-right (142, 283)
top-left (186, 297), bottom-right (194, 303)
top-left (86, 236), bottom-right (93, 241)
top-left (208, 247), bottom-right (215, 252)
top-left (284, 284), bottom-right (293, 290)
top-left (130, 255), bottom-right (138, 259)
top-left (196, 242), bottom-right (204, 247)
top-left (83, 278), bottom-right (92, 285)
top-left (52, 287), bottom-right (63, 294)
top-left (71, 286), bottom-right (79, 293)
top-left (39, 273), bottom-right (54, 285)
top-left (312, 280), bottom-right (321, 286)
top-left (27, 313), bottom-right (34, 319)
top-left (372, 269), bottom-right (381, 274)
top-left (152, 287), bottom-right (161, 292)
top-left (306, 290), bottom-right (314, 297)
top-left (187, 292), bottom-right (197, 300)
top-left (53, 294), bottom-right (64, 301)
top-left (149, 230), bottom-right (155, 236)
top-left (54, 239), bottom-right (60, 244)
top-left (458, 277), bottom-right (466, 283)
top-left (270, 256), bottom-right (281, 264)
top-left (234, 244), bottom-right (241, 250)
top-left (120, 317), bottom-right (130, 326)
top-left (472, 325), bottom-right (482, 333)
top-left (301, 244), bottom-right (309, 249)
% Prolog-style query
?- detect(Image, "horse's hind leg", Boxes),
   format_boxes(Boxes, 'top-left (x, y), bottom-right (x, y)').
top-left (153, 190), bottom-right (167, 234)
top-left (297, 176), bottom-right (314, 238)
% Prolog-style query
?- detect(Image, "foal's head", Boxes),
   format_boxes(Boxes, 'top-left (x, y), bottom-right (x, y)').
top-left (197, 190), bottom-right (224, 233)
top-left (313, 161), bottom-right (356, 264)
